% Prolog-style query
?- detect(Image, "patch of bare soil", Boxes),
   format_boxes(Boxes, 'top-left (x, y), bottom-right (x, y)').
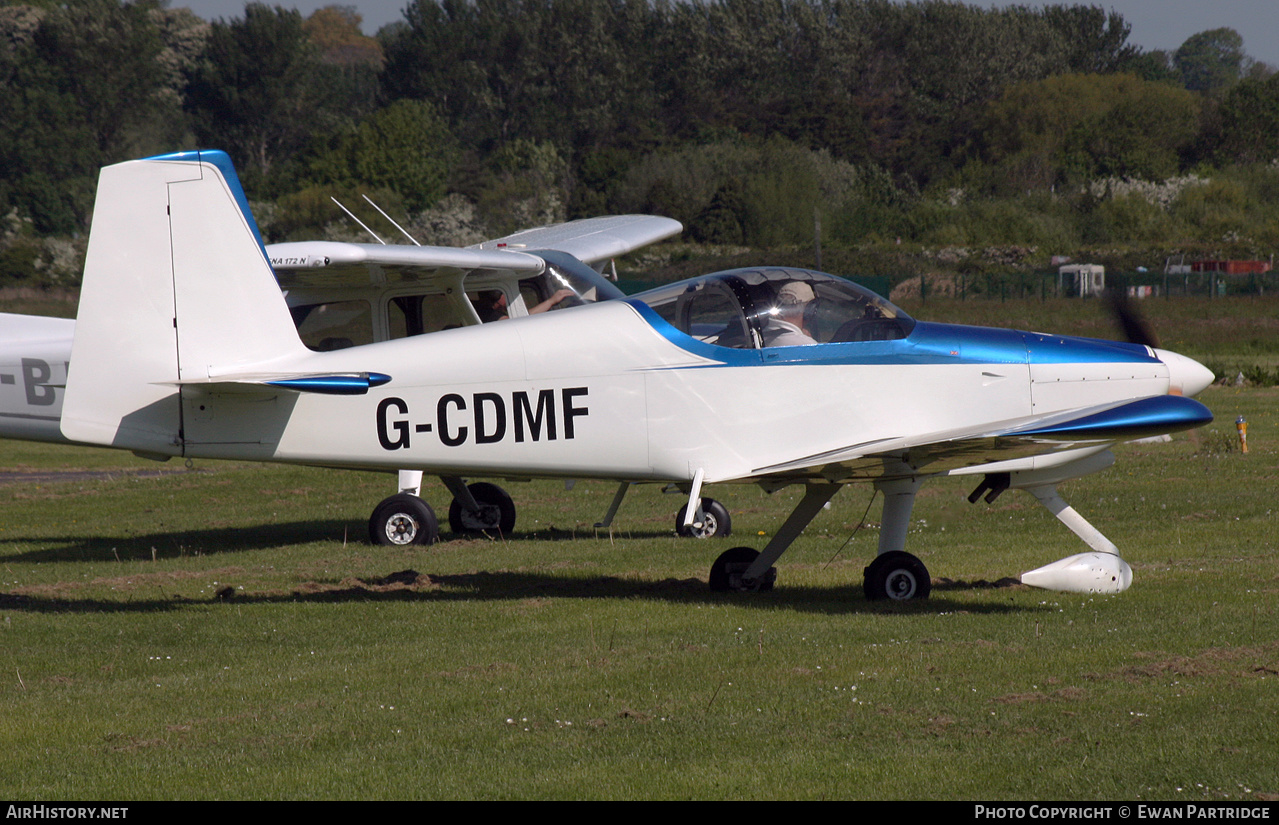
top-left (932, 576), bottom-right (1025, 591)
top-left (289, 569), bottom-right (437, 600)
top-left (1105, 642), bottom-right (1279, 683)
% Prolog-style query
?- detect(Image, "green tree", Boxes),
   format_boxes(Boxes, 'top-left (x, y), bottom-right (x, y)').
top-left (1211, 75), bottom-right (1279, 164)
top-left (977, 73), bottom-right (1201, 189)
top-left (1041, 4), bottom-right (1137, 74)
top-left (0, 0), bottom-right (171, 232)
top-left (303, 5), bottom-right (384, 67)
top-left (183, 3), bottom-right (379, 190)
top-left (384, 0), bottom-right (662, 155)
top-left (1174, 28), bottom-right (1245, 93)
top-left (310, 99), bottom-right (458, 211)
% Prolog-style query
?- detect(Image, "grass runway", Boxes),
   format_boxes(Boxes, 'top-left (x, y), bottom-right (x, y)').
top-left (1, 385), bottom-right (1275, 799)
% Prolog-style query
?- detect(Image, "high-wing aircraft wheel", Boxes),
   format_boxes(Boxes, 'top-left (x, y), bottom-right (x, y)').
top-left (708, 546), bottom-right (776, 593)
top-left (863, 551), bottom-right (931, 601)
top-left (676, 498), bottom-right (732, 538)
top-left (369, 493), bottom-right (439, 546)
top-left (448, 482), bottom-right (517, 535)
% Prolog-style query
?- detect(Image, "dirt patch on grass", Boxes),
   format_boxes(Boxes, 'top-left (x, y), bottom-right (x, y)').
top-left (289, 569), bottom-right (438, 600)
top-left (1111, 642), bottom-right (1279, 682)
top-left (932, 576), bottom-right (1025, 591)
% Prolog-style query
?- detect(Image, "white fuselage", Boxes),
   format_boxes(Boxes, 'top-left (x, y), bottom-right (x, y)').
top-left (173, 299), bottom-right (1173, 485)
top-left (0, 313), bottom-right (73, 444)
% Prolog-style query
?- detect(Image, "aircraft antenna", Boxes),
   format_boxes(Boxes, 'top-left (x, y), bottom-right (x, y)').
top-left (330, 197), bottom-right (385, 244)
top-left (363, 195), bottom-right (422, 246)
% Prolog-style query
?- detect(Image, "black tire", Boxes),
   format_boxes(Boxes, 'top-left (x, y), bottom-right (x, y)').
top-left (708, 546), bottom-right (775, 592)
top-left (676, 498), bottom-right (731, 538)
top-left (448, 482), bottom-right (517, 535)
top-left (863, 551), bottom-right (931, 601)
top-left (369, 493), bottom-right (439, 546)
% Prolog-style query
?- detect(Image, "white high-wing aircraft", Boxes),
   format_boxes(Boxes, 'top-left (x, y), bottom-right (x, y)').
top-left (2, 165), bottom-right (683, 539)
top-left (26, 150), bottom-right (1220, 600)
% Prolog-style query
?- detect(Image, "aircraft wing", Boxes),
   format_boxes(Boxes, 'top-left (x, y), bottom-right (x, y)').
top-left (751, 394), bottom-right (1212, 482)
top-left (268, 215), bottom-right (681, 287)
top-left (471, 215), bottom-right (683, 266)
top-left (268, 241), bottom-right (546, 288)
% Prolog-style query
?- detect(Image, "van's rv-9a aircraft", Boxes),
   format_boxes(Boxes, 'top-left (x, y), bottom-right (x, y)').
top-left (3, 150), bottom-right (1214, 600)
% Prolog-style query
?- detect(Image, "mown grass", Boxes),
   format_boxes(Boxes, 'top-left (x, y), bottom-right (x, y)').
top-left (1, 386), bottom-right (1276, 800)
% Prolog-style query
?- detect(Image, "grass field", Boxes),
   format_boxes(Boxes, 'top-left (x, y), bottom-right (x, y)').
top-left (1, 383), bottom-right (1275, 800)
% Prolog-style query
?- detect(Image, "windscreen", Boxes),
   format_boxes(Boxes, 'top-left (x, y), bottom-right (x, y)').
top-left (631, 267), bottom-right (913, 348)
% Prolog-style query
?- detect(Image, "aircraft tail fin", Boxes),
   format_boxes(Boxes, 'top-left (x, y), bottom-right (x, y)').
top-left (61, 150), bottom-right (306, 454)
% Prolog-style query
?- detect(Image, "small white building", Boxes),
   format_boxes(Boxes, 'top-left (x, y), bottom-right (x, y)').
top-left (1057, 264), bottom-right (1105, 297)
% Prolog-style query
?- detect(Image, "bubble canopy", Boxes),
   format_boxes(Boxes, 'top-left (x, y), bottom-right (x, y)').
top-left (629, 267), bottom-right (915, 349)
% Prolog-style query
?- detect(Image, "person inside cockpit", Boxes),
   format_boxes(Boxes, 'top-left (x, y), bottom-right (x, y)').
top-left (762, 281), bottom-right (818, 347)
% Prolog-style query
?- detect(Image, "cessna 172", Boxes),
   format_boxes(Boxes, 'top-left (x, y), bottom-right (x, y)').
top-left (18, 150), bottom-right (1217, 599)
top-left (2, 175), bottom-right (684, 539)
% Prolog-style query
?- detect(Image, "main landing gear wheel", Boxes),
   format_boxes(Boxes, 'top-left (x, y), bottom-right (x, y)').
top-left (676, 498), bottom-right (731, 539)
top-left (863, 550), bottom-right (931, 601)
top-left (448, 482), bottom-right (517, 536)
top-left (708, 546), bottom-right (776, 592)
top-left (369, 493), bottom-right (439, 546)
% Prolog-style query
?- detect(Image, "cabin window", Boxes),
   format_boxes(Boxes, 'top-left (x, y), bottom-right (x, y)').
top-left (468, 289), bottom-right (512, 322)
top-left (290, 300), bottom-right (373, 351)
top-left (387, 293), bottom-right (468, 338)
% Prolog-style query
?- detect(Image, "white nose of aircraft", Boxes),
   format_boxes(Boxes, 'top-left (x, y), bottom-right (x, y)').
top-left (1154, 348), bottom-right (1214, 396)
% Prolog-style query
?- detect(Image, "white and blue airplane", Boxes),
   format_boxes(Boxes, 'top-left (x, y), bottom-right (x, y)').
top-left (12, 150), bottom-right (1215, 599)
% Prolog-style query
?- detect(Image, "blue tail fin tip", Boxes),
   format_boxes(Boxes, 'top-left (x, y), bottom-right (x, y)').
top-left (141, 149), bottom-right (266, 255)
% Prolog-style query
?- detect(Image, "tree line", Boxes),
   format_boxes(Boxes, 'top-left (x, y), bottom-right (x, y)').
top-left (3, 0), bottom-right (1279, 287)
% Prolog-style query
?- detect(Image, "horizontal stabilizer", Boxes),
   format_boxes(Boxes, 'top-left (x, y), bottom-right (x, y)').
top-left (177, 372), bottom-right (392, 396)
